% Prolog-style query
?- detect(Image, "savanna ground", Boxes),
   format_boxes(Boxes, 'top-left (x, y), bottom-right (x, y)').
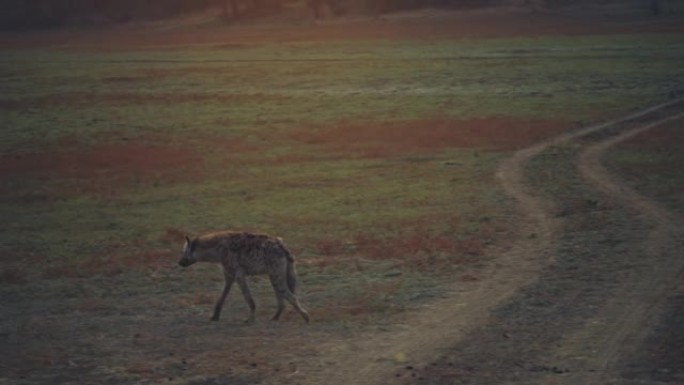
top-left (1, 7), bottom-right (684, 385)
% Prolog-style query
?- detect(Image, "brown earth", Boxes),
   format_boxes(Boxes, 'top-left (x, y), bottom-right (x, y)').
top-left (3, 10), bottom-right (684, 385)
top-left (156, 99), bottom-right (681, 385)
top-left (2, 8), bottom-right (683, 51)
top-left (617, 117), bottom-right (684, 151)
top-left (0, 142), bottom-right (202, 181)
top-left (547, 110), bottom-right (684, 385)
top-left (392, 101), bottom-right (684, 385)
top-left (5, 99), bottom-right (673, 385)
top-left (0, 117), bottom-right (568, 200)
top-left (0, 130), bottom-right (266, 199)
top-left (287, 118), bottom-right (570, 157)
top-left (0, 141), bottom-right (205, 199)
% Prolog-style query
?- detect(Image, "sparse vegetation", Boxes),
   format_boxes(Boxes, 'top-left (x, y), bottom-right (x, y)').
top-left (1, 13), bottom-right (683, 384)
top-left (606, 117), bottom-right (684, 213)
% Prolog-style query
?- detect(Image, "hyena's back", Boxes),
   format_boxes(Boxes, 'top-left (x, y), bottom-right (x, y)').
top-left (202, 231), bottom-right (294, 276)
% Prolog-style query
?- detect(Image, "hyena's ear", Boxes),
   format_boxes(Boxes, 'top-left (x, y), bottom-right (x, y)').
top-left (186, 236), bottom-right (198, 252)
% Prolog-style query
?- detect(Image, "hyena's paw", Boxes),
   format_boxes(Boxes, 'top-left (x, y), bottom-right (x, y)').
top-left (210, 315), bottom-right (220, 322)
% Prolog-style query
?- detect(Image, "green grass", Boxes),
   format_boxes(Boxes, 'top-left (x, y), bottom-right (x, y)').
top-left (605, 118), bottom-right (684, 215)
top-left (3, 34), bottom-right (683, 150)
top-left (3, 26), bottom-right (684, 385)
top-left (1, 31), bottom-right (683, 315)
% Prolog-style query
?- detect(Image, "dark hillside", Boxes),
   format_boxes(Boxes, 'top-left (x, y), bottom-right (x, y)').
top-left (2, 0), bottom-right (680, 31)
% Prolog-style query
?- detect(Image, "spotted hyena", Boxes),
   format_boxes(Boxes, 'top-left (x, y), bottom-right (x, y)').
top-left (178, 231), bottom-right (309, 323)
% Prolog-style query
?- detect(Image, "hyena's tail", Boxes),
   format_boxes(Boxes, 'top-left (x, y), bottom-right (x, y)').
top-left (277, 237), bottom-right (297, 294)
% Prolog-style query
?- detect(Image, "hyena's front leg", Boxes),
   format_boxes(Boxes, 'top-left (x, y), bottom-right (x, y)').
top-left (212, 272), bottom-right (235, 321)
top-left (235, 269), bottom-right (256, 324)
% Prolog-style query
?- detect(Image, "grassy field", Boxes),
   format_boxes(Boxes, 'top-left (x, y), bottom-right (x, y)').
top-left (606, 117), bottom-right (684, 215)
top-left (1, 23), bottom-right (684, 383)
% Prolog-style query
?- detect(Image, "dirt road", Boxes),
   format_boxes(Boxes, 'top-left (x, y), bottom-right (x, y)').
top-left (395, 100), bottom-right (684, 385)
top-left (549, 111), bottom-right (684, 385)
top-left (275, 100), bottom-right (684, 385)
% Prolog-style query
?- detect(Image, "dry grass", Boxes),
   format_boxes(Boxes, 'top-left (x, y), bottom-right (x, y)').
top-left (161, 227), bottom-right (189, 244)
top-left (352, 231), bottom-right (457, 261)
top-left (172, 293), bottom-right (216, 307)
top-left (0, 142), bottom-right (202, 180)
top-left (0, 266), bottom-right (28, 284)
top-left (608, 117), bottom-right (684, 209)
top-left (40, 249), bottom-right (175, 279)
top-left (287, 118), bottom-right (569, 157)
top-left (0, 91), bottom-right (292, 110)
top-left (0, 141), bottom-right (207, 199)
top-left (618, 117), bottom-right (684, 151)
top-left (73, 297), bottom-right (111, 312)
top-left (0, 129), bottom-right (269, 200)
top-left (314, 281), bottom-right (403, 322)
top-left (307, 212), bottom-right (502, 274)
top-left (5, 18), bottom-right (680, 384)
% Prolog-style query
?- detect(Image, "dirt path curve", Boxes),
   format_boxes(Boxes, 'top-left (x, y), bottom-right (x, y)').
top-left (544, 111), bottom-right (684, 385)
top-left (288, 101), bottom-right (684, 385)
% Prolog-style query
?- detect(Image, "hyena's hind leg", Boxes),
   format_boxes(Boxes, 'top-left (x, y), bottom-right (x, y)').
top-left (268, 272), bottom-right (309, 323)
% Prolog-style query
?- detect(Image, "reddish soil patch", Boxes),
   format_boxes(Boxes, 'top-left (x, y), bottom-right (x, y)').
top-left (0, 141), bottom-right (204, 197)
top-left (617, 117), bottom-right (684, 151)
top-left (611, 117), bottom-right (684, 198)
top-left (41, 248), bottom-right (174, 279)
top-left (0, 266), bottom-right (28, 285)
top-left (310, 213), bottom-right (506, 273)
top-left (1, 142), bottom-right (201, 180)
top-left (160, 227), bottom-right (189, 244)
top-left (288, 118), bottom-right (569, 157)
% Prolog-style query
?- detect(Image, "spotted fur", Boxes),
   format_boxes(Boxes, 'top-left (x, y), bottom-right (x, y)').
top-left (179, 231), bottom-right (309, 323)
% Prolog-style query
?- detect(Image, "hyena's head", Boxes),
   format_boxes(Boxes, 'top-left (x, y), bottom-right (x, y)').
top-left (178, 236), bottom-right (198, 267)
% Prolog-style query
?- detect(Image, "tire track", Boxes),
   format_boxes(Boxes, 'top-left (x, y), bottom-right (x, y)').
top-left (399, 99), bottom-right (683, 385)
top-left (544, 112), bottom-right (684, 384)
top-left (496, 99), bottom-right (684, 263)
top-left (288, 101), bottom-right (684, 385)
